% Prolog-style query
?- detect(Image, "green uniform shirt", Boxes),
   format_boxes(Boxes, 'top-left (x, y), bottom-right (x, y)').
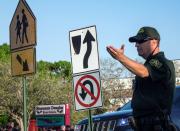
top-left (131, 52), bottom-right (175, 117)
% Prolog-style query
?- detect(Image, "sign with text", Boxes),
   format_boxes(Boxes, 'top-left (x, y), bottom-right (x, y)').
top-left (10, 0), bottom-right (36, 50)
top-left (11, 48), bottom-right (36, 76)
top-left (69, 26), bottom-right (100, 74)
top-left (35, 105), bottom-right (65, 116)
top-left (73, 71), bottom-right (102, 110)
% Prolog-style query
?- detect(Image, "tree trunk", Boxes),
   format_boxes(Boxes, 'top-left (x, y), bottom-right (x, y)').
top-left (17, 118), bottom-right (24, 131)
top-left (10, 113), bottom-right (24, 131)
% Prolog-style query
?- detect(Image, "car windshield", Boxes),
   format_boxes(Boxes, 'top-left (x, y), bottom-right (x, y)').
top-left (116, 101), bottom-right (132, 111)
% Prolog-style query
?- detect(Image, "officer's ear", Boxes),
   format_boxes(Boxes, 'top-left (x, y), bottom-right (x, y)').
top-left (152, 39), bottom-right (160, 47)
top-left (157, 40), bottom-right (160, 47)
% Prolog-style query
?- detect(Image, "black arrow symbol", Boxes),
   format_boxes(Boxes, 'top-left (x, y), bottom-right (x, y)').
top-left (16, 54), bottom-right (29, 71)
top-left (79, 80), bottom-right (94, 100)
top-left (83, 30), bottom-right (95, 69)
top-left (79, 86), bottom-right (87, 101)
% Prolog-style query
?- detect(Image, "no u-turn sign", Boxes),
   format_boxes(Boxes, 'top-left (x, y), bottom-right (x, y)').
top-left (73, 71), bottom-right (102, 110)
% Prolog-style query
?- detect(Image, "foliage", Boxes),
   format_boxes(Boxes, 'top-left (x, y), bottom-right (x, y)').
top-left (0, 114), bottom-right (9, 126)
top-left (49, 61), bottom-right (72, 80)
top-left (37, 60), bottom-right (51, 73)
top-left (99, 58), bottom-right (133, 112)
top-left (0, 43), bottom-right (83, 127)
top-left (37, 60), bottom-right (72, 81)
top-left (0, 60), bottom-right (23, 128)
top-left (0, 43), bottom-right (10, 62)
top-left (100, 58), bottom-right (125, 79)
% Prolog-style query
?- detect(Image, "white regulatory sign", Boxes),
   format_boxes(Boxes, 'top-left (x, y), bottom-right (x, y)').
top-left (69, 25), bottom-right (100, 74)
top-left (73, 71), bottom-right (103, 110)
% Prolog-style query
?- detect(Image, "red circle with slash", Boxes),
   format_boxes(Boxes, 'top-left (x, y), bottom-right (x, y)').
top-left (75, 74), bottom-right (100, 107)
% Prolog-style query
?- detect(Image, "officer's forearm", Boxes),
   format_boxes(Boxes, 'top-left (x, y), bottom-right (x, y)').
top-left (117, 54), bottom-right (149, 78)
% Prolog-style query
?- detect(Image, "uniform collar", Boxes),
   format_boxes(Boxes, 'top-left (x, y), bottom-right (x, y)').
top-left (146, 52), bottom-right (164, 62)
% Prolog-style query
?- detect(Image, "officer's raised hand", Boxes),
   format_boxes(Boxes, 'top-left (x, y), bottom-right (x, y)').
top-left (106, 44), bottom-right (125, 61)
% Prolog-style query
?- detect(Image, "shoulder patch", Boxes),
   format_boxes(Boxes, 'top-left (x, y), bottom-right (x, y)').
top-left (149, 59), bottom-right (162, 68)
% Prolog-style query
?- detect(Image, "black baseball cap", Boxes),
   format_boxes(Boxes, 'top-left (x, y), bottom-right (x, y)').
top-left (129, 26), bottom-right (160, 43)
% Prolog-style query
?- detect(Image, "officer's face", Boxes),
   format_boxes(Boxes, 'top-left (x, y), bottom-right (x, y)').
top-left (135, 40), bottom-right (155, 59)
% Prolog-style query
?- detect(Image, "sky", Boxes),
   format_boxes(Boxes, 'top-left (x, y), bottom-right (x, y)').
top-left (0, 0), bottom-right (180, 63)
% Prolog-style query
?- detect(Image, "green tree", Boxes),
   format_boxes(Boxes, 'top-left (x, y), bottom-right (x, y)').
top-left (0, 114), bottom-right (9, 126)
top-left (0, 44), bottom-right (86, 128)
top-left (0, 59), bottom-right (75, 129)
top-left (0, 43), bottom-right (10, 62)
top-left (48, 61), bottom-right (72, 80)
top-left (0, 61), bottom-right (23, 128)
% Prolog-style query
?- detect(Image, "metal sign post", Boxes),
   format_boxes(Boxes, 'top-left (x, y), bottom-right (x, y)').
top-left (88, 109), bottom-right (93, 131)
top-left (23, 76), bottom-right (27, 131)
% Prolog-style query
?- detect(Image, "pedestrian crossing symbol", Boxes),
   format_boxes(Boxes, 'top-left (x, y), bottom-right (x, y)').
top-left (10, 0), bottom-right (36, 50)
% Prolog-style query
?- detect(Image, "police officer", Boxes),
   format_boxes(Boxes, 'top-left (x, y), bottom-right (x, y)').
top-left (107, 26), bottom-right (175, 131)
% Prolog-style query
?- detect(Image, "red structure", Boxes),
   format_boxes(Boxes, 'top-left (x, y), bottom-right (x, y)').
top-left (28, 119), bottom-right (38, 131)
top-left (65, 104), bottom-right (70, 126)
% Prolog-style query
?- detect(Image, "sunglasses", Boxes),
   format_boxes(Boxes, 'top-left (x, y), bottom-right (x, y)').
top-left (137, 38), bottom-right (154, 44)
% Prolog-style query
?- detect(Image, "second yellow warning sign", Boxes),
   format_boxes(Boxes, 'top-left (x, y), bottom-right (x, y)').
top-left (11, 48), bottom-right (36, 76)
